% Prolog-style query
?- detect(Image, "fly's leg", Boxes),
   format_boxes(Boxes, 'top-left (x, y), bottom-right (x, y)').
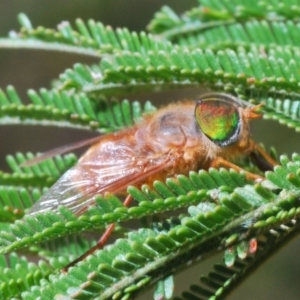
top-left (61, 224), bottom-right (116, 273)
top-left (62, 194), bottom-right (133, 273)
top-left (210, 141), bottom-right (278, 181)
top-left (250, 141), bottom-right (277, 171)
top-left (210, 157), bottom-right (263, 181)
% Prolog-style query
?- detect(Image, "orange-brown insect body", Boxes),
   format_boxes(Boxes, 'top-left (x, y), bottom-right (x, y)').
top-left (28, 94), bottom-right (269, 216)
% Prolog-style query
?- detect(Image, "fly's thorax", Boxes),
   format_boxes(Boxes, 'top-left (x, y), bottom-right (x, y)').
top-left (138, 101), bottom-right (202, 152)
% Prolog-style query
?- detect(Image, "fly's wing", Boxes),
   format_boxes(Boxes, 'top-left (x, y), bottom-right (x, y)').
top-left (20, 135), bottom-right (102, 167)
top-left (28, 137), bottom-right (172, 216)
top-left (28, 166), bottom-right (98, 215)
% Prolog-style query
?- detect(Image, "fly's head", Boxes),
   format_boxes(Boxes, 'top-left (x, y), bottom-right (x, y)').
top-left (195, 93), bottom-right (262, 156)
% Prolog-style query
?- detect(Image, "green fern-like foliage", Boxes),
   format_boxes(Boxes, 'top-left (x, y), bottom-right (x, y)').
top-left (0, 1), bottom-right (300, 299)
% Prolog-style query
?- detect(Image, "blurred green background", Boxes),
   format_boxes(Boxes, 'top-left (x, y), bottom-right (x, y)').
top-left (0, 1), bottom-right (299, 299)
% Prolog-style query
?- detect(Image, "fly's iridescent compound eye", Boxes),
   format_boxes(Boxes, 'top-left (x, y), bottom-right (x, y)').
top-left (195, 95), bottom-right (241, 147)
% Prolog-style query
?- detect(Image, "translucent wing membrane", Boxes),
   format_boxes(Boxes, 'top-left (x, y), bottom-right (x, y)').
top-left (21, 135), bottom-right (102, 167)
top-left (28, 134), bottom-right (172, 216)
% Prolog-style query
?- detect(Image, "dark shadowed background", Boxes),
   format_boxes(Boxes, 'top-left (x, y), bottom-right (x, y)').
top-left (0, 1), bottom-right (299, 299)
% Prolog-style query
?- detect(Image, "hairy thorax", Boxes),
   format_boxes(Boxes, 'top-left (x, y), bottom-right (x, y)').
top-left (135, 102), bottom-right (217, 183)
